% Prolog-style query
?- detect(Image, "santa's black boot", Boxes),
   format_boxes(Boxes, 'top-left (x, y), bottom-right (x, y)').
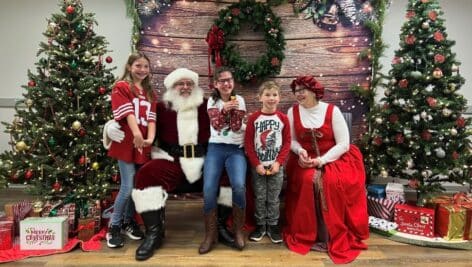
top-left (135, 208), bottom-right (164, 261)
top-left (132, 186), bottom-right (168, 261)
top-left (217, 204), bottom-right (234, 247)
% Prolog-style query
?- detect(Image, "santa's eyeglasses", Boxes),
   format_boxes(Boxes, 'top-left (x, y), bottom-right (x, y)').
top-left (174, 81), bottom-right (194, 87)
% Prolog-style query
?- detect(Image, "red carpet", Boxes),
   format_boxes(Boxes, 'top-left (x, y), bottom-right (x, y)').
top-left (0, 227), bottom-right (106, 263)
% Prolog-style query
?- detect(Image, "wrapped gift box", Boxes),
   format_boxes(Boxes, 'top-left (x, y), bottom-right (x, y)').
top-left (42, 202), bottom-right (76, 234)
top-left (386, 183), bottom-right (405, 203)
top-left (367, 196), bottom-right (397, 221)
top-left (367, 184), bottom-right (386, 199)
top-left (4, 201), bottom-right (32, 235)
top-left (83, 201), bottom-right (101, 233)
top-left (394, 204), bottom-right (435, 237)
top-left (77, 218), bottom-right (96, 241)
top-left (20, 217), bottom-right (68, 250)
top-left (435, 204), bottom-right (466, 240)
top-left (0, 217), bottom-right (14, 250)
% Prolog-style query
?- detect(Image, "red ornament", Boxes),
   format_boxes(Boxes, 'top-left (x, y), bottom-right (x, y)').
top-left (66, 5), bottom-right (75, 14)
top-left (112, 173), bottom-right (120, 183)
top-left (25, 170), bottom-right (33, 180)
top-left (405, 34), bottom-right (416, 45)
top-left (68, 90), bottom-right (74, 97)
top-left (231, 8), bottom-right (241, 16)
top-left (389, 114), bottom-right (399, 124)
top-left (395, 133), bottom-right (404, 144)
top-left (455, 117), bottom-right (466, 128)
top-left (373, 136), bottom-right (383, 146)
top-left (28, 80), bottom-right (36, 87)
top-left (105, 56), bottom-right (113, 63)
top-left (428, 11), bottom-right (437, 21)
top-left (421, 130), bottom-right (432, 141)
top-left (270, 57), bottom-right (280, 67)
top-left (426, 96), bottom-right (437, 107)
top-left (398, 79), bottom-right (408, 88)
top-left (452, 151), bottom-right (459, 160)
top-left (79, 128), bottom-right (86, 137)
top-left (79, 156), bottom-right (87, 165)
top-left (11, 172), bottom-right (19, 181)
top-left (434, 54), bottom-right (445, 64)
top-left (53, 181), bottom-right (61, 191)
top-left (98, 87), bottom-right (106, 95)
top-left (434, 31), bottom-right (444, 42)
top-left (406, 10), bottom-right (415, 19)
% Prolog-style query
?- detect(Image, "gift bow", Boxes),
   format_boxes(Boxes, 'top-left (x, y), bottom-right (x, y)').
top-left (206, 25), bottom-right (225, 87)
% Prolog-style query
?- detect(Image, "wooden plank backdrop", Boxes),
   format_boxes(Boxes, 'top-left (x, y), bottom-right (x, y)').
top-left (138, 0), bottom-right (372, 141)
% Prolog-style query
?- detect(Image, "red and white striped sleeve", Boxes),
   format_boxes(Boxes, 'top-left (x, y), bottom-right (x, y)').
top-left (111, 81), bottom-right (134, 121)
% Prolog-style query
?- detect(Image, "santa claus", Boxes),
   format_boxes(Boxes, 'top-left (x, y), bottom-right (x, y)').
top-left (103, 68), bottom-right (235, 261)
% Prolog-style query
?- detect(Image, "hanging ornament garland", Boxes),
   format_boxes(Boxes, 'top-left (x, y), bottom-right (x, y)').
top-left (207, 0), bottom-right (285, 83)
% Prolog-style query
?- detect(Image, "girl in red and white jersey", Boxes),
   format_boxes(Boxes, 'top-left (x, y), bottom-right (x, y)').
top-left (107, 52), bottom-right (157, 248)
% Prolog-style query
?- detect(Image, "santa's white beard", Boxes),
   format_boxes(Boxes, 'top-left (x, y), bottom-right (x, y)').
top-left (163, 86), bottom-right (204, 112)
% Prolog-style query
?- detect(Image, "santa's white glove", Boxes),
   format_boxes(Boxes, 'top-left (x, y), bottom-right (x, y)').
top-left (102, 120), bottom-right (124, 149)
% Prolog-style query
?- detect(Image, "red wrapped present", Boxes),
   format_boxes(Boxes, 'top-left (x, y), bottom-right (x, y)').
top-left (77, 217), bottom-right (96, 241)
top-left (0, 216), bottom-right (14, 250)
top-left (436, 204), bottom-right (466, 240)
top-left (394, 204), bottom-right (435, 237)
top-left (42, 201), bottom-right (76, 235)
top-left (4, 201), bottom-right (32, 235)
top-left (81, 201), bottom-right (101, 233)
top-left (367, 196), bottom-right (397, 221)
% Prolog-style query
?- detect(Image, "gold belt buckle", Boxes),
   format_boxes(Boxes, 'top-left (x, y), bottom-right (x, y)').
top-left (183, 143), bottom-right (195, 158)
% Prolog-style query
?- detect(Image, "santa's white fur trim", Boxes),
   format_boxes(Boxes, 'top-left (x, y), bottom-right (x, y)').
top-left (217, 186), bottom-right (232, 207)
top-left (180, 157), bottom-right (204, 183)
top-left (151, 146), bottom-right (174, 162)
top-left (132, 186), bottom-right (168, 213)
top-left (164, 68), bottom-right (199, 90)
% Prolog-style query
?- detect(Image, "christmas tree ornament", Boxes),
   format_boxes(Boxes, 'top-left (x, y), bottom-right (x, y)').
top-left (53, 181), bottom-right (61, 191)
top-left (450, 128), bottom-right (458, 136)
top-left (435, 147), bottom-right (446, 158)
top-left (451, 64), bottom-right (459, 72)
top-left (25, 99), bottom-right (33, 108)
top-left (32, 200), bottom-right (44, 213)
top-left (28, 80), bottom-right (36, 87)
top-left (410, 71), bottom-right (422, 79)
top-left (48, 136), bottom-right (56, 146)
top-left (432, 68), bottom-right (443, 79)
top-left (84, 51), bottom-right (92, 58)
top-left (421, 21), bottom-right (430, 29)
top-left (389, 78), bottom-right (397, 85)
top-left (375, 117), bottom-right (383, 124)
top-left (105, 56), bottom-right (113, 63)
top-left (79, 128), bottom-right (86, 137)
top-left (91, 162), bottom-right (99, 170)
top-left (380, 169), bottom-right (388, 178)
top-left (15, 141), bottom-right (27, 152)
top-left (25, 169), bottom-right (33, 180)
top-left (66, 5), bottom-right (75, 14)
top-left (425, 84), bottom-right (434, 92)
top-left (71, 120), bottom-right (82, 130)
top-left (70, 60), bottom-right (78, 69)
top-left (442, 108), bottom-right (452, 117)
top-left (79, 155), bottom-right (87, 165)
top-left (98, 87), bottom-right (106, 95)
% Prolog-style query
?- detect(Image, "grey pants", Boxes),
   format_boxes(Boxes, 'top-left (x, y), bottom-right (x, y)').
top-left (251, 167), bottom-right (284, 226)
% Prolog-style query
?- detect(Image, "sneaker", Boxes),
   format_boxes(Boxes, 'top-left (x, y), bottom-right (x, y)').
top-left (107, 225), bottom-right (124, 248)
top-left (267, 224), bottom-right (283, 244)
top-left (122, 220), bottom-right (144, 240)
top-left (249, 224), bottom-right (266, 242)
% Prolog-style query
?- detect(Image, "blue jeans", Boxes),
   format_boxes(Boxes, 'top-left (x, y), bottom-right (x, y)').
top-left (203, 143), bottom-right (247, 213)
top-left (110, 160), bottom-right (139, 227)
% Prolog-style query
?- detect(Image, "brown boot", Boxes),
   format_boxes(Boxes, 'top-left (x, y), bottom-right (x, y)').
top-left (198, 209), bottom-right (217, 254)
top-left (232, 205), bottom-right (246, 250)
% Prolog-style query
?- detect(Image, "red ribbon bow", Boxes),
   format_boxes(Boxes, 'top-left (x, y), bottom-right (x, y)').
top-left (206, 25), bottom-right (225, 87)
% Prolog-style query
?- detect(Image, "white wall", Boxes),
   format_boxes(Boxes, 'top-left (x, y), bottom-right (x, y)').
top-left (380, 0), bottom-right (472, 102)
top-left (0, 0), bottom-right (471, 152)
top-left (0, 0), bottom-right (132, 152)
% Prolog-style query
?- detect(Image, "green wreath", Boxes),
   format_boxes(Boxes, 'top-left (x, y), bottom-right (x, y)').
top-left (211, 0), bottom-right (285, 83)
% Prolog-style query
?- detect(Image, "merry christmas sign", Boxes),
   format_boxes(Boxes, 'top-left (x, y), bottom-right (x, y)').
top-left (20, 217), bottom-right (68, 250)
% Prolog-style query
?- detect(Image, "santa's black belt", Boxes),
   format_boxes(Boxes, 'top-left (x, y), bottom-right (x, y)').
top-left (159, 142), bottom-right (207, 158)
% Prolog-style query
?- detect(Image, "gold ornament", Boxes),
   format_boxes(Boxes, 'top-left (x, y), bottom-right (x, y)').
top-left (71, 120), bottom-right (82, 130)
top-left (32, 200), bottom-right (44, 213)
top-left (432, 68), bottom-right (443, 79)
top-left (91, 162), bottom-right (100, 170)
top-left (15, 141), bottom-right (27, 151)
top-left (25, 99), bottom-right (33, 107)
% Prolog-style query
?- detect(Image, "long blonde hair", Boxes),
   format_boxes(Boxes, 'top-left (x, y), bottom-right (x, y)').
top-left (117, 52), bottom-right (155, 101)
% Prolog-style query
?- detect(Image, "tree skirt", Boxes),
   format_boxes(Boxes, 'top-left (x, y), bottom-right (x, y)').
top-left (370, 228), bottom-right (472, 250)
top-left (0, 227), bottom-right (106, 263)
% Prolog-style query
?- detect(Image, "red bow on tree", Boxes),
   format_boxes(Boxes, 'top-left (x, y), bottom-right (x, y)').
top-left (206, 25), bottom-right (225, 87)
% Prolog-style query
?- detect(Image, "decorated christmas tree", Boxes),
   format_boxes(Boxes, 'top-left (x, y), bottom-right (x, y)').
top-left (0, 0), bottom-right (117, 201)
top-left (366, 0), bottom-right (471, 198)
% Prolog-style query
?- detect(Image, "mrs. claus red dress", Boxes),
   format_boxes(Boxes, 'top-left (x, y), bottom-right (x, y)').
top-left (283, 104), bottom-right (369, 264)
